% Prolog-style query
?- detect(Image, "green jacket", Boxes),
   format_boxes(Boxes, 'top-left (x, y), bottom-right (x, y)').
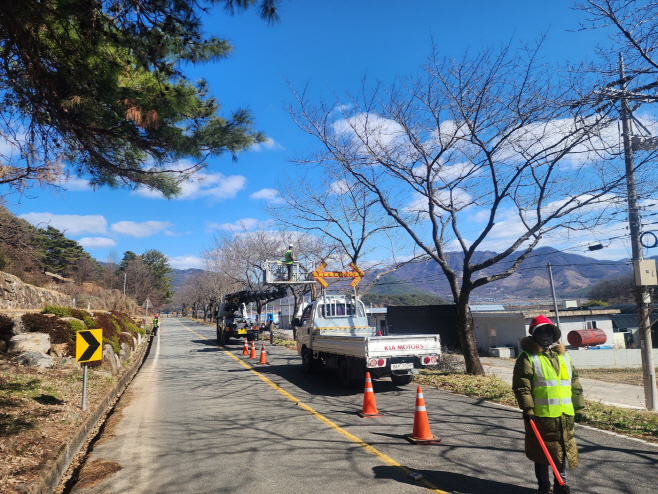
top-left (512, 336), bottom-right (585, 470)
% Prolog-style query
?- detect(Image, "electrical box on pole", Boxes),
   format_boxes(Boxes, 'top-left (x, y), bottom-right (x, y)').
top-left (633, 259), bottom-right (657, 286)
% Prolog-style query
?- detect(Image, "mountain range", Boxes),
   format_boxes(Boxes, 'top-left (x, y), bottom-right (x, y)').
top-left (365, 247), bottom-right (633, 302)
top-left (167, 247), bottom-right (637, 303)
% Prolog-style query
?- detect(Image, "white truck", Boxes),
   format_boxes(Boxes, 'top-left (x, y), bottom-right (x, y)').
top-left (294, 293), bottom-right (441, 387)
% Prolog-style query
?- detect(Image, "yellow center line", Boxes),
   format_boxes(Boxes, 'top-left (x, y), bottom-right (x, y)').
top-left (173, 318), bottom-right (447, 494)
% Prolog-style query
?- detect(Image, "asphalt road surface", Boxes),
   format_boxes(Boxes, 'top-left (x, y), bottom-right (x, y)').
top-left (69, 317), bottom-right (658, 494)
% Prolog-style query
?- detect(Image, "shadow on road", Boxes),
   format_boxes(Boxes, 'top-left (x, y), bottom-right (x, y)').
top-left (373, 465), bottom-right (536, 494)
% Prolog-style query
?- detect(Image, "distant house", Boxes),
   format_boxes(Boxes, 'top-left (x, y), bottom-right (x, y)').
top-left (365, 307), bottom-right (387, 333)
top-left (472, 308), bottom-right (621, 356)
top-left (606, 304), bottom-right (658, 349)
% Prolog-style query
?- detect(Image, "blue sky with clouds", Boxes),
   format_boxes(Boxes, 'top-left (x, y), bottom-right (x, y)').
top-left (3, 1), bottom-right (633, 269)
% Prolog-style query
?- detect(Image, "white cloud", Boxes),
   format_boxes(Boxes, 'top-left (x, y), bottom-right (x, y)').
top-left (60, 176), bottom-right (91, 191)
top-left (132, 170), bottom-right (247, 201)
top-left (404, 189), bottom-right (473, 217)
top-left (207, 218), bottom-right (274, 232)
top-left (110, 220), bottom-right (174, 238)
top-left (19, 212), bottom-right (107, 235)
top-left (168, 255), bottom-right (203, 269)
top-left (78, 237), bottom-right (117, 249)
top-left (250, 137), bottom-right (284, 152)
top-left (250, 188), bottom-right (284, 203)
top-left (328, 180), bottom-right (350, 195)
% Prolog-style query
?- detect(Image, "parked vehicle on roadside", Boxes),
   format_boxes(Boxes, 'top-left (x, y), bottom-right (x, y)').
top-left (215, 287), bottom-right (287, 345)
top-left (294, 293), bottom-right (441, 387)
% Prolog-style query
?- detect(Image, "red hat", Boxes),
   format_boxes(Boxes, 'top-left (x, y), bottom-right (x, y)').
top-left (529, 314), bottom-right (554, 335)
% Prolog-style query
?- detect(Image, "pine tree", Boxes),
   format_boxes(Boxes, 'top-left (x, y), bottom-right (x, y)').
top-left (32, 226), bottom-right (86, 275)
top-left (142, 249), bottom-right (174, 301)
top-left (0, 0), bottom-right (280, 195)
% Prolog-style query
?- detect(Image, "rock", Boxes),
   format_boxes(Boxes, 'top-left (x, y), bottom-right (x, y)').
top-left (119, 342), bottom-right (131, 362)
top-left (50, 343), bottom-right (68, 357)
top-left (121, 332), bottom-right (135, 350)
top-left (60, 316), bottom-right (83, 323)
top-left (11, 317), bottom-right (25, 336)
top-left (0, 340), bottom-right (6, 353)
top-left (137, 334), bottom-right (142, 346)
top-left (60, 357), bottom-right (79, 369)
top-left (132, 337), bottom-right (137, 350)
top-left (17, 351), bottom-right (54, 368)
top-left (0, 271), bottom-right (73, 311)
top-left (101, 344), bottom-right (118, 374)
top-left (114, 353), bottom-right (121, 370)
top-left (8, 333), bottom-right (51, 354)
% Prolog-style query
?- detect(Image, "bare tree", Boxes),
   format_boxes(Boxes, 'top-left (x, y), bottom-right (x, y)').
top-left (203, 227), bottom-right (332, 336)
top-left (267, 168), bottom-right (427, 293)
top-left (288, 42), bottom-right (627, 375)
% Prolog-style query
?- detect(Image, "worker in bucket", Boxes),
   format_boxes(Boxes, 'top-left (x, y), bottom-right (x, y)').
top-left (512, 315), bottom-right (585, 494)
top-left (284, 244), bottom-right (295, 281)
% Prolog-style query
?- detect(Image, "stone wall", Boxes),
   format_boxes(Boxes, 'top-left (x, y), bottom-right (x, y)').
top-left (0, 271), bottom-right (72, 310)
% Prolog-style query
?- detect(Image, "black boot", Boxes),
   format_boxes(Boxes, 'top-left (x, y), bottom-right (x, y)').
top-left (554, 484), bottom-right (571, 494)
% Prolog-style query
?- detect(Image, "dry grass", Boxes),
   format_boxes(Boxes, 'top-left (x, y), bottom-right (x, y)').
top-left (0, 359), bottom-right (117, 493)
top-left (415, 368), bottom-right (658, 443)
top-left (577, 367), bottom-right (658, 386)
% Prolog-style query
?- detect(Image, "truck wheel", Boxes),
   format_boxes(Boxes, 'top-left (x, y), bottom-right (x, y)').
top-left (216, 326), bottom-right (222, 345)
top-left (390, 374), bottom-right (413, 386)
top-left (338, 360), bottom-right (354, 388)
top-left (301, 347), bottom-right (314, 374)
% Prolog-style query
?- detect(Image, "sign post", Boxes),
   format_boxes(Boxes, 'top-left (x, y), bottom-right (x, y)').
top-left (75, 329), bottom-right (103, 411)
top-left (143, 298), bottom-right (151, 337)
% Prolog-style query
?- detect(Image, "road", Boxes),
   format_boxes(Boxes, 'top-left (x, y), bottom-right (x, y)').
top-left (69, 317), bottom-right (658, 494)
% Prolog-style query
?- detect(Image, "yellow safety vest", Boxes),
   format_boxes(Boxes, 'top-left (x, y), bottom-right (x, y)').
top-left (285, 250), bottom-right (293, 264)
top-left (524, 351), bottom-right (575, 417)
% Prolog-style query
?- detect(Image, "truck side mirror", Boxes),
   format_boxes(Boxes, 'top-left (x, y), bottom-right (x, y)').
top-left (292, 318), bottom-right (301, 327)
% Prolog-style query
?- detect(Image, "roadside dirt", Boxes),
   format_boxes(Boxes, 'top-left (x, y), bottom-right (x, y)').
top-left (65, 459), bottom-right (122, 491)
top-left (0, 357), bottom-right (120, 493)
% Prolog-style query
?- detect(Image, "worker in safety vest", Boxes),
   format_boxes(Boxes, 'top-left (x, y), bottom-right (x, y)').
top-left (512, 315), bottom-right (584, 494)
top-left (153, 315), bottom-right (159, 336)
top-left (284, 244), bottom-right (295, 281)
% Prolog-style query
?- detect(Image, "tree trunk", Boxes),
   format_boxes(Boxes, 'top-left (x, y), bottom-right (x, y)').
top-left (456, 295), bottom-right (484, 375)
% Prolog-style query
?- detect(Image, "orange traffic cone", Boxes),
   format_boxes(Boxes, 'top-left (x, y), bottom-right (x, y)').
top-left (242, 339), bottom-right (249, 356)
top-left (259, 342), bottom-right (267, 364)
top-left (249, 340), bottom-right (257, 359)
top-left (357, 372), bottom-right (384, 417)
top-left (405, 386), bottom-right (441, 444)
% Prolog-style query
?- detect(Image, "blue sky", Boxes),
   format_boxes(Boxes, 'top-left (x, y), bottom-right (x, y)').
top-left (3, 1), bottom-right (630, 269)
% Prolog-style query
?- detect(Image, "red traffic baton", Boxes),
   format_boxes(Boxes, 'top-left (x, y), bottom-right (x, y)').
top-left (529, 418), bottom-right (565, 486)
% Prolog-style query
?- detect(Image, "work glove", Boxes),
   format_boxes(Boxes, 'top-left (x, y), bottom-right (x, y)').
top-left (523, 410), bottom-right (535, 425)
top-left (574, 412), bottom-right (583, 423)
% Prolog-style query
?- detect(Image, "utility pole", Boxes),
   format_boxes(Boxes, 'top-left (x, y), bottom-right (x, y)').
top-left (123, 272), bottom-right (127, 295)
top-left (619, 53), bottom-right (658, 410)
top-left (547, 263), bottom-right (561, 329)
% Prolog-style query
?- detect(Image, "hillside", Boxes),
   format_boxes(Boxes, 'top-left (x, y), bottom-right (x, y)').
top-left (369, 247), bottom-right (631, 302)
top-left (171, 268), bottom-right (204, 290)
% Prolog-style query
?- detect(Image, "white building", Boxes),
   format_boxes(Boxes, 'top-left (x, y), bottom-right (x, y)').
top-left (472, 308), bottom-right (621, 357)
top-left (365, 307), bottom-right (388, 333)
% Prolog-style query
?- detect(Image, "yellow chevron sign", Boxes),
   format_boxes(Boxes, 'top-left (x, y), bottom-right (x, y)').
top-left (312, 262), bottom-right (365, 288)
top-left (76, 329), bottom-right (102, 363)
